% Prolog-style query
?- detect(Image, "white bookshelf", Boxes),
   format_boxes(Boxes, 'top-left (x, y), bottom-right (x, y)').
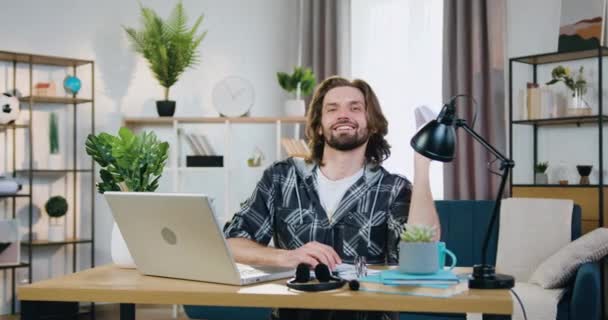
top-left (122, 116), bottom-right (306, 222)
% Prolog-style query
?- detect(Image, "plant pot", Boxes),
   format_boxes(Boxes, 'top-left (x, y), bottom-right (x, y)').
top-left (156, 100), bottom-right (176, 117)
top-left (48, 223), bottom-right (64, 242)
top-left (535, 172), bottom-right (548, 184)
top-left (399, 242), bottom-right (439, 274)
top-left (111, 222), bottom-right (136, 268)
top-left (284, 99), bottom-right (306, 117)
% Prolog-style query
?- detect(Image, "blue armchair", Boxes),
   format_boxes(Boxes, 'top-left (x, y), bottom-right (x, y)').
top-left (185, 200), bottom-right (602, 320)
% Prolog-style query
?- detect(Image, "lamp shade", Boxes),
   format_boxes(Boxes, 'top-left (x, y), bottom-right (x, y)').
top-left (410, 120), bottom-right (456, 162)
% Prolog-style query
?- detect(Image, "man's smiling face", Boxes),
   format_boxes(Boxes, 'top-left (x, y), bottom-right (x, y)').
top-left (320, 86), bottom-right (370, 151)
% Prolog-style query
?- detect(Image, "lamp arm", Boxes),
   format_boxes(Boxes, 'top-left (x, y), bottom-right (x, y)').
top-left (455, 119), bottom-right (514, 266)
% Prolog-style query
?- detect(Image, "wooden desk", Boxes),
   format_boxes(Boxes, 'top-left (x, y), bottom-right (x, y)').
top-left (18, 265), bottom-right (512, 320)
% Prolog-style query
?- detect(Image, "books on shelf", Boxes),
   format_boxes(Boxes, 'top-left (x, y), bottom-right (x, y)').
top-left (182, 131), bottom-right (217, 156)
top-left (281, 138), bottom-right (309, 158)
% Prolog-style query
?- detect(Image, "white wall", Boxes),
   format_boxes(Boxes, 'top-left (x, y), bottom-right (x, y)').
top-left (0, 0), bottom-right (297, 314)
top-left (351, 0), bottom-right (444, 199)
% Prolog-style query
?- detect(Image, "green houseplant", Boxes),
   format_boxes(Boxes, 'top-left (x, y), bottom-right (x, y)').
top-left (85, 127), bottom-right (169, 193)
top-left (45, 195), bottom-right (68, 241)
top-left (277, 67), bottom-right (316, 116)
top-left (123, 1), bottom-right (207, 117)
top-left (85, 127), bottom-right (169, 268)
top-left (535, 161), bottom-right (549, 184)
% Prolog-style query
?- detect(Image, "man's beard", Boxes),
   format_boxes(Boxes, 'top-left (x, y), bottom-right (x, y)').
top-left (324, 127), bottom-right (369, 151)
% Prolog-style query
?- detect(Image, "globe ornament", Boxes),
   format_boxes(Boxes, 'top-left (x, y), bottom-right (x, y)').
top-left (63, 76), bottom-right (81, 95)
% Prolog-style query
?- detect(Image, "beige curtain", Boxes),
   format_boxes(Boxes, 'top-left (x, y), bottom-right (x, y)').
top-left (442, 0), bottom-right (507, 200)
top-left (301, 0), bottom-right (351, 81)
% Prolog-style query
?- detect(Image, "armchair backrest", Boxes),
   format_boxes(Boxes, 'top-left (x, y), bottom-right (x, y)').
top-left (434, 200), bottom-right (581, 266)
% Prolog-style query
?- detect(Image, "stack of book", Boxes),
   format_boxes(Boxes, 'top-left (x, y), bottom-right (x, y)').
top-left (359, 269), bottom-right (468, 298)
top-left (281, 138), bottom-right (309, 158)
top-left (182, 130), bottom-right (223, 167)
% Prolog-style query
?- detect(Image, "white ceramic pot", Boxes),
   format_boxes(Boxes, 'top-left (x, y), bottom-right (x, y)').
top-left (48, 223), bottom-right (64, 242)
top-left (111, 222), bottom-right (136, 268)
top-left (284, 99), bottom-right (306, 117)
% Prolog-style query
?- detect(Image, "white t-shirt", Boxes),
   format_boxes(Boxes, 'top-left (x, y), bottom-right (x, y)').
top-left (316, 167), bottom-right (364, 222)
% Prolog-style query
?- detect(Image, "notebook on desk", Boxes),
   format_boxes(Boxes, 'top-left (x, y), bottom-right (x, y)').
top-left (104, 192), bottom-right (294, 285)
top-left (359, 269), bottom-right (468, 297)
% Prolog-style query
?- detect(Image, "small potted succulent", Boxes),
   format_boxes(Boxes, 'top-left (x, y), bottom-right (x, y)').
top-left (399, 224), bottom-right (438, 274)
top-left (535, 161), bottom-right (549, 184)
top-left (277, 66), bottom-right (316, 117)
top-left (45, 196), bottom-right (68, 241)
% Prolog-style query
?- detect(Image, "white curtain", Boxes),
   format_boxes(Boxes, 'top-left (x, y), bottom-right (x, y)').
top-left (351, 0), bottom-right (444, 199)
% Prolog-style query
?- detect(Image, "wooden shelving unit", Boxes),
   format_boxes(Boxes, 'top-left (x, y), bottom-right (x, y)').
top-left (0, 50), bottom-right (95, 316)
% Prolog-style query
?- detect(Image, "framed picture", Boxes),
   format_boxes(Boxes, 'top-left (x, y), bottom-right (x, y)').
top-left (558, 0), bottom-right (608, 51)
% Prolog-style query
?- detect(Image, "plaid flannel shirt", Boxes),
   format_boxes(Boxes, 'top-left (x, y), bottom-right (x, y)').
top-left (224, 157), bottom-right (412, 265)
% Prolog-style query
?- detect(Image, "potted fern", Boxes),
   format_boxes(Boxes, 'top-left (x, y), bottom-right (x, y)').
top-left (123, 1), bottom-right (207, 117)
top-left (45, 196), bottom-right (68, 242)
top-left (399, 224), bottom-right (456, 274)
top-left (535, 161), bottom-right (549, 184)
top-left (85, 127), bottom-right (169, 267)
top-left (277, 67), bottom-right (316, 116)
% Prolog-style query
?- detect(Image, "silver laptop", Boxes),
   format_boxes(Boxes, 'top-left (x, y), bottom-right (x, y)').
top-left (104, 192), bottom-right (294, 285)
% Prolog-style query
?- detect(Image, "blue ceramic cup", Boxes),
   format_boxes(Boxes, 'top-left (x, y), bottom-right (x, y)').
top-left (438, 241), bottom-right (457, 271)
top-left (399, 241), bottom-right (457, 274)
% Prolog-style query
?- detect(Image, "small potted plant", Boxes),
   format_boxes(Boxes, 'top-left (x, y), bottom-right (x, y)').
top-left (86, 127), bottom-right (169, 267)
top-left (277, 67), bottom-right (316, 116)
top-left (123, 1), bottom-right (207, 117)
top-left (399, 224), bottom-right (438, 274)
top-left (535, 161), bottom-right (549, 184)
top-left (45, 196), bottom-right (68, 242)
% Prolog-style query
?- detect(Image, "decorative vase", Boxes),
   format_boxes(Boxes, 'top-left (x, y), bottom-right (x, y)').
top-left (567, 88), bottom-right (592, 116)
top-left (284, 99), bottom-right (306, 117)
top-left (156, 100), bottom-right (176, 117)
top-left (576, 165), bottom-right (593, 185)
top-left (534, 172), bottom-right (548, 184)
top-left (48, 222), bottom-right (64, 242)
top-left (111, 222), bottom-right (136, 268)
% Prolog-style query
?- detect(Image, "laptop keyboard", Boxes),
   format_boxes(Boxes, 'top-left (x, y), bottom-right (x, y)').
top-left (236, 263), bottom-right (292, 278)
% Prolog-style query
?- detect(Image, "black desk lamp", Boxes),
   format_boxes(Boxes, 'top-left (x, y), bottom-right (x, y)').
top-left (410, 95), bottom-right (515, 289)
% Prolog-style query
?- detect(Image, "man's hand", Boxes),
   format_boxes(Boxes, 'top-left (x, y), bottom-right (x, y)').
top-left (276, 241), bottom-right (342, 270)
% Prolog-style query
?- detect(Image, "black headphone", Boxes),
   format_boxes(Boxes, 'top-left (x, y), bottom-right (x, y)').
top-left (286, 263), bottom-right (360, 292)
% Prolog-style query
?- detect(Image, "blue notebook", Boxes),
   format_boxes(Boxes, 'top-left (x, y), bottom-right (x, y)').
top-left (364, 269), bottom-right (461, 287)
top-left (358, 271), bottom-right (467, 297)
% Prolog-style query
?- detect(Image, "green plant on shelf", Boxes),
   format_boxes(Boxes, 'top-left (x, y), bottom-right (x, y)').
top-left (49, 112), bottom-right (59, 154)
top-left (277, 66), bottom-right (316, 99)
top-left (546, 65), bottom-right (587, 97)
top-left (535, 161), bottom-right (549, 173)
top-left (85, 127), bottom-right (169, 193)
top-left (123, 1), bottom-right (207, 101)
top-left (45, 195), bottom-right (68, 219)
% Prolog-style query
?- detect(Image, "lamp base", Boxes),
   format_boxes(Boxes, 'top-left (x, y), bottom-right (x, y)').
top-left (468, 264), bottom-right (514, 289)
